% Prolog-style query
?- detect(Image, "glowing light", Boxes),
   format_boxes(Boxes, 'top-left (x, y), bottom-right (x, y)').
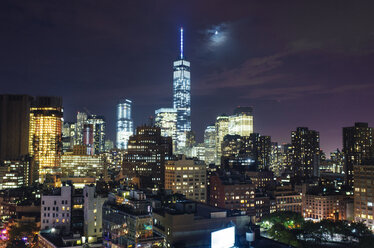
top-left (215, 30), bottom-right (218, 35)
top-left (211, 226), bottom-right (235, 248)
top-left (180, 27), bottom-right (184, 59)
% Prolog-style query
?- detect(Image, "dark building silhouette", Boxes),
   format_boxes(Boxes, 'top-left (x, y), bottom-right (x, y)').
top-left (343, 122), bottom-right (374, 187)
top-left (122, 125), bottom-right (172, 190)
top-left (0, 95), bottom-right (33, 162)
top-left (291, 127), bottom-right (320, 180)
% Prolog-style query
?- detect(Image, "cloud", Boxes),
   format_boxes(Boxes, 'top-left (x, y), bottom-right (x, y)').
top-left (196, 51), bottom-right (291, 92)
top-left (240, 83), bottom-right (374, 101)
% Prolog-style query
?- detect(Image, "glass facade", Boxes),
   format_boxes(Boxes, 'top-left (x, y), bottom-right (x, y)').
top-left (173, 28), bottom-right (191, 153)
top-left (116, 99), bottom-right (133, 149)
top-left (29, 97), bottom-right (63, 184)
top-left (155, 108), bottom-right (177, 151)
top-left (86, 115), bottom-right (106, 154)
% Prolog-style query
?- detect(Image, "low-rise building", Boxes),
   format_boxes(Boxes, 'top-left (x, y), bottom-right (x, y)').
top-left (153, 200), bottom-right (250, 247)
top-left (102, 190), bottom-right (164, 248)
top-left (209, 171), bottom-right (255, 216)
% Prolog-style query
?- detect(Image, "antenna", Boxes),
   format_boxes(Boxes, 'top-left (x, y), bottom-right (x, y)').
top-left (180, 27), bottom-right (183, 59)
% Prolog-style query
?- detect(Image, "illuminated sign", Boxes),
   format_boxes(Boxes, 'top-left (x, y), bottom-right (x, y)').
top-left (211, 226), bottom-right (235, 248)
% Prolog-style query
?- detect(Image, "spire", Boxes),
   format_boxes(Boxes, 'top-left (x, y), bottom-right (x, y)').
top-left (180, 27), bottom-right (184, 59)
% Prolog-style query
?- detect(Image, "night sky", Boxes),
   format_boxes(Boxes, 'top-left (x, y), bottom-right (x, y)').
top-left (1, 0), bottom-right (374, 154)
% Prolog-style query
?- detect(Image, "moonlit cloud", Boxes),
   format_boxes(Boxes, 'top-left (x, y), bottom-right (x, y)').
top-left (205, 23), bottom-right (229, 46)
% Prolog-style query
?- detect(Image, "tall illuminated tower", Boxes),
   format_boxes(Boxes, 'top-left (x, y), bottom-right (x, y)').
top-left (29, 97), bottom-right (63, 184)
top-left (173, 27), bottom-right (191, 152)
top-left (117, 99), bottom-right (133, 149)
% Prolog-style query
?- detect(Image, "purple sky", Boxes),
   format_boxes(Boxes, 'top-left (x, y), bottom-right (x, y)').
top-left (1, 0), bottom-right (374, 154)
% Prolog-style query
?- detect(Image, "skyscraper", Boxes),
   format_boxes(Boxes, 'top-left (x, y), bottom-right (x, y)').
top-left (155, 108), bottom-right (177, 151)
top-left (86, 115), bottom-right (106, 154)
top-left (122, 125), bottom-right (172, 190)
top-left (116, 99), bottom-right (133, 149)
top-left (215, 114), bottom-right (229, 165)
top-left (343, 122), bottom-right (374, 187)
top-left (291, 127), bottom-right (320, 180)
top-left (0, 95), bottom-right (33, 162)
top-left (75, 112), bottom-right (87, 145)
top-left (204, 125), bottom-right (216, 165)
top-left (228, 107), bottom-right (254, 137)
top-left (173, 27), bottom-right (191, 153)
top-left (29, 96), bottom-right (63, 184)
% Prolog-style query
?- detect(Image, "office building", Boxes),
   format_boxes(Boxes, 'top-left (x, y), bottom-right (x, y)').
top-left (29, 96), bottom-right (63, 184)
top-left (0, 95), bottom-right (33, 162)
top-left (83, 124), bottom-right (94, 155)
top-left (61, 153), bottom-right (105, 179)
top-left (215, 115), bottom-right (229, 165)
top-left (165, 155), bottom-right (207, 202)
top-left (343, 122), bottom-right (374, 187)
top-left (102, 190), bottom-right (165, 248)
top-left (116, 99), bottom-right (133, 150)
top-left (291, 127), bottom-right (320, 180)
top-left (173, 28), bottom-right (191, 153)
top-left (228, 107), bottom-right (254, 137)
top-left (354, 165), bottom-right (374, 231)
top-left (250, 133), bottom-right (272, 170)
top-left (0, 159), bottom-right (30, 190)
top-left (86, 115), bottom-right (106, 154)
top-left (204, 125), bottom-right (216, 165)
top-left (122, 125), bottom-right (172, 190)
top-left (155, 108), bottom-right (177, 151)
top-left (75, 112), bottom-right (87, 146)
top-left (62, 122), bottom-right (76, 153)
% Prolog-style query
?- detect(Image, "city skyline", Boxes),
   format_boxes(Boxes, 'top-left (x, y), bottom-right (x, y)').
top-left (1, 1), bottom-right (374, 154)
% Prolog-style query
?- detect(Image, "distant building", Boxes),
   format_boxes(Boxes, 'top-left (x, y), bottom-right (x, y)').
top-left (245, 171), bottom-right (274, 189)
top-left (155, 108), bottom-right (177, 151)
top-left (250, 133), bottom-right (272, 170)
top-left (83, 124), bottom-right (94, 155)
top-left (228, 107), bottom-right (254, 137)
top-left (291, 127), bottom-right (320, 180)
top-left (215, 115), bottom-right (229, 165)
top-left (116, 99), bottom-right (133, 150)
top-left (343, 122), bottom-right (374, 187)
top-left (61, 153), bottom-right (106, 179)
top-left (0, 159), bottom-right (30, 190)
top-left (165, 155), bottom-right (207, 202)
top-left (204, 125), bottom-right (216, 165)
top-left (102, 190), bottom-right (165, 247)
top-left (29, 96), bottom-right (63, 184)
top-left (122, 125), bottom-right (172, 190)
top-left (75, 112), bottom-right (87, 146)
top-left (86, 115), bottom-right (106, 154)
top-left (0, 94), bottom-right (33, 162)
top-left (354, 164), bottom-right (374, 231)
top-left (62, 122), bottom-right (76, 153)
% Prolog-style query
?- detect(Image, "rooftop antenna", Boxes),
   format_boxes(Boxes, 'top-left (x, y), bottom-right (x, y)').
top-left (180, 27), bottom-right (184, 59)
